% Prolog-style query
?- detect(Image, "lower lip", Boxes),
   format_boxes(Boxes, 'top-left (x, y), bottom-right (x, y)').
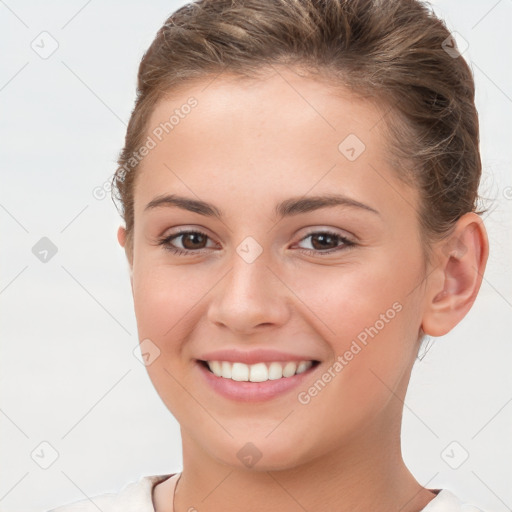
top-left (196, 361), bottom-right (319, 402)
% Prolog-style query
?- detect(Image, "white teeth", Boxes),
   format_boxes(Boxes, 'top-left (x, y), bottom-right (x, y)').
top-left (221, 361), bottom-right (232, 379)
top-left (205, 360), bottom-right (314, 382)
top-left (282, 362), bottom-right (297, 377)
top-left (231, 362), bottom-right (249, 381)
top-left (249, 362), bottom-right (268, 382)
top-left (268, 362), bottom-right (283, 380)
top-left (296, 361), bottom-right (310, 374)
top-left (209, 361), bottom-right (222, 377)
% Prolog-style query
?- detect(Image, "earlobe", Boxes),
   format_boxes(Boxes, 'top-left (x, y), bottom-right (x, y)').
top-left (117, 226), bottom-right (126, 248)
top-left (421, 213), bottom-right (489, 337)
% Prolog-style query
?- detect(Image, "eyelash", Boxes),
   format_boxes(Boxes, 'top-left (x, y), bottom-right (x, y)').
top-left (157, 229), bottom-right (356, 257)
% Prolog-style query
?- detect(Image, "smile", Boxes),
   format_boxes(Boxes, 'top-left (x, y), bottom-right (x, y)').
top-left (196, 358), bottom-right (321, 402)
top-left (203, 360), bottom-right (316, 382)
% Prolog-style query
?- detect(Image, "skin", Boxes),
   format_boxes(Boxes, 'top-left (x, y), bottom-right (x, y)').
top-left (117, 67), bottom-right (488, 512)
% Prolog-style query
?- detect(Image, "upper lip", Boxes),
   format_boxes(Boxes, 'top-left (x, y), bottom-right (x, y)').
top-left (198, 348), bottom-right (320, 365)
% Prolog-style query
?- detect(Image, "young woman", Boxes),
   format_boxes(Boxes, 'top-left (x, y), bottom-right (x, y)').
top-left (51, 0), bottom-right (490, 510)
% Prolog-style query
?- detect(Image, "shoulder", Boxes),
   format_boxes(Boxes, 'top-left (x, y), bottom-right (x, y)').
top-left (46, 474), bottom-right (175, 512)
top-left (422, 489), bottom-right (490, 512)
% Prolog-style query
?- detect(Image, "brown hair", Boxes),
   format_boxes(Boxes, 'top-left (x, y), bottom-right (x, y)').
top-left (112, 0), bottom-right (482, 259)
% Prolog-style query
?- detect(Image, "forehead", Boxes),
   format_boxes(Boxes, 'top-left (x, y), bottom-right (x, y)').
top-left (146, 68), bottom-right (387, 152)
top-left (133, 68), bottom-right (417, 221)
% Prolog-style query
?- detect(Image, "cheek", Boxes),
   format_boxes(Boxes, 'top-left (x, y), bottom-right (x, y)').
top-left (131, 259), bottom-right (210, 343)
top-left (297, 264), bottom-right (423, 428)
top-left (293, 255), bottom-right (424, 395)
top-left (293, 257), bottom-right (420, 348)
top-left (130, 261), bottom-right (206, 418)
top-left (292, 300), bottom-right (420, 457)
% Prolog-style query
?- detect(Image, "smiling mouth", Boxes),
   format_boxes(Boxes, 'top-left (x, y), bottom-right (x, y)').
top-left (198, 359), bottom-right (321, 383)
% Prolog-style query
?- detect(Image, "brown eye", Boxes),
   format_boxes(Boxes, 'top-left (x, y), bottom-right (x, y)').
top-left (297, 230), bottom-right (355, 255)
top-left (158, 230), bottom-right (216, 254)
top-left (309, 233), bottom-right (339, 250)
top-left (180, 232), bottom-right (208, 250)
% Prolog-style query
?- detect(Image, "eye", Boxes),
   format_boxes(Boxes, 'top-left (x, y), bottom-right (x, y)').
top-left (157, 228), bottom-right (356, 257)
top-left (295, 230), bottom-right (355, 255)
top-left (157, 229), bottom-right (217, 255)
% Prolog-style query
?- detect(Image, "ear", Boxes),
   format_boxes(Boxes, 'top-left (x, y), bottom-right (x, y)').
top-left (421, 213), bottom-right (489, 337)
top-left (117, 226), bottom-right (133, 284)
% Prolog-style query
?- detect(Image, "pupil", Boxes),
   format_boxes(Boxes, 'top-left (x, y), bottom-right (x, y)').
top-left (312, 234), bottom-right (336, 250)
top-left (183, 233), bottom-right (204, 249)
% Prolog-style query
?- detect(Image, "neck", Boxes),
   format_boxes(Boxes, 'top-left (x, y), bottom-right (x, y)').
top-left (172, 418), bottom-right (435, 512)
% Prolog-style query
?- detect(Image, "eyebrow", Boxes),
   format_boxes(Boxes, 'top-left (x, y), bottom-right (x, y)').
top-left (144, 193), bottom-right (380, 218)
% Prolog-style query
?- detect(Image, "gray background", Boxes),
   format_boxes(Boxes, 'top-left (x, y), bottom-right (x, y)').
top-left (1, 1), bottom-right (511, 511)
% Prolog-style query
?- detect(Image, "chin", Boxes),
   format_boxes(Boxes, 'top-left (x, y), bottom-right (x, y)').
top-left (204, 434), bottom-right (311, 472)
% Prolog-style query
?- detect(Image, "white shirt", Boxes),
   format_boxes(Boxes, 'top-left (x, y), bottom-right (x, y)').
top-left (47, 473), bottom-right (487, 512)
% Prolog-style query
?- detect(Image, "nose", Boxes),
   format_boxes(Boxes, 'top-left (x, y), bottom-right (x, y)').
top-left (206, 250), bottom-right (291, 334)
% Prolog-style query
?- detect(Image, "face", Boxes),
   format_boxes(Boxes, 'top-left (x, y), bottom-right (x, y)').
top-left (122, 68), bottom-right (433, 470)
